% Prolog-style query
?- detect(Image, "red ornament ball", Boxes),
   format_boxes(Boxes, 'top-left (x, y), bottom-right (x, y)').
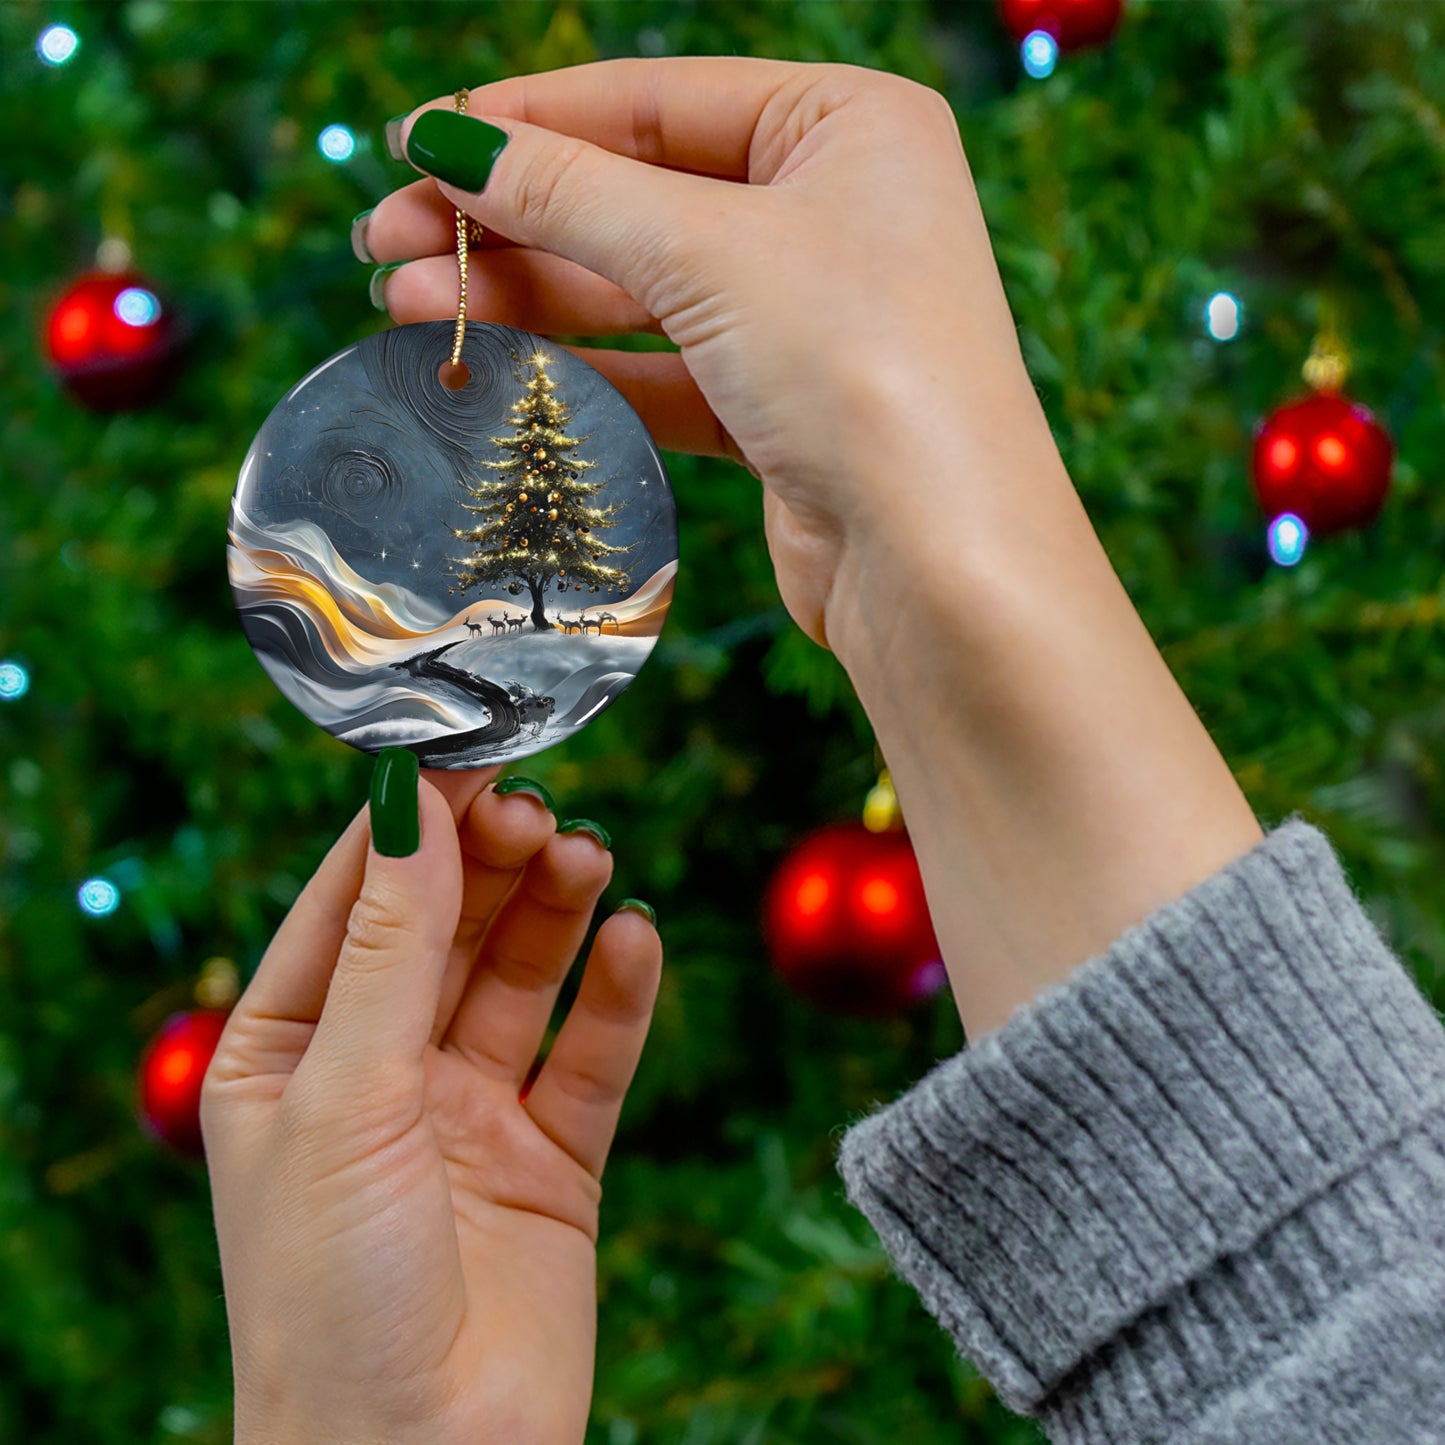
top-left (763, 823), bottom-right (945, 1017)
top-left (1251, 392), bottom-right (1393, 537)
top-left (44, 270), bottom-right (180, 410)
top-left (998, 0), bottom-right (1124, 49)
top-left (137, 1008), bottom-right (230, 1157)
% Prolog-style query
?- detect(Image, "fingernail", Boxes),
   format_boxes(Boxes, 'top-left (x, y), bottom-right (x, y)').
top-left (350, 208), bottom-right (375, 264)
top-left (558, 818), bottom-right (611, 851)
top-left (384, 114), bottom-right (409, 162)
top-left (370, 747), bottom-right (420, 857)
top-left (369, 261), bottom-right (404, 311)
top-left (493, 775), bottom-right (555, 811)
top-left (617, 898), bottom-right (656, 926)
top-left (405, 110), bottom-right (510, 192)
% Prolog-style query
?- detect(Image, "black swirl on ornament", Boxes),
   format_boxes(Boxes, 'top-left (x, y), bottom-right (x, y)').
top-left (319, 449), bottom-right (402, 524)
top-left (360, 321), bottom-right (541, 459)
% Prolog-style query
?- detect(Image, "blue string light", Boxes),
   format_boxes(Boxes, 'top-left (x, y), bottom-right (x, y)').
top-left (114, 287), bottom-right (162, 328)
top-left (318, 124), bottom-right (357, 163)
top-left (1267, 512), bottom-right (1308, 567)
top-left (0, 661), bottom-right (28, 701)
top-left (1021, 30), bottom-right (1059, 79)
top-left (38, 24), bottom-right (79, 66)
top-left (78, 878), bottom-right (121, 917)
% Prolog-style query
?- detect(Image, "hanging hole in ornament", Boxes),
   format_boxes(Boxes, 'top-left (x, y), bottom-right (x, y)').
top-left (438, 359), bottom-right (470, 390)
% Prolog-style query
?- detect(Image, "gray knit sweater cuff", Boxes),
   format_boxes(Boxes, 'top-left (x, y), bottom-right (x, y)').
top-left (836, 816), bottom-right (1445, 1429)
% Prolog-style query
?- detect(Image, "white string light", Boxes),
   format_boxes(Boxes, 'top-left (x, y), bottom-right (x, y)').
top-left (318, 124), bottom-right (357, 162)
top-left (38, 24), bottom-right (79, 66)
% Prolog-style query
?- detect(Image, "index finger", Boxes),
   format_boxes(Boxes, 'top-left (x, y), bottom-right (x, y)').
top-left (407, 55), bottom-right (811, 181)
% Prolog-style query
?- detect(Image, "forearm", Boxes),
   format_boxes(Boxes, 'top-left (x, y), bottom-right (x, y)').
top-left (826, 381), bottom-right (1262, 1040)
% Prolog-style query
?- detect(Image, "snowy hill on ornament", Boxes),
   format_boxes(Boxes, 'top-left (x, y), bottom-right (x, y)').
top-left (229, 497), bottom-right (675, 767)
top-left (227, 321), bottom-right (677, 767)
top-left (380, 628), bottom-right (664, 767)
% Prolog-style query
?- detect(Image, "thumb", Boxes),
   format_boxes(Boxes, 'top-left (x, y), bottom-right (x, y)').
top-left (398, 106), bottom-right (736, 317)
top-left (302, 750), bottom-right (463, 1088)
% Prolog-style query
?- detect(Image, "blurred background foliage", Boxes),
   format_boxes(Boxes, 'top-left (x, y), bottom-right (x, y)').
top-left (1, 1), bottom-right (1443, 1441)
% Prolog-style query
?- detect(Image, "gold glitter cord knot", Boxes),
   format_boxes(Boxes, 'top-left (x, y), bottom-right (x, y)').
top-left (194, 955), bottom-right (241, 1010)
top-left (1303, 294), bottom-right (1350, 393)
top-left (450, 88), bottom-right (485, 368)
top-left (862, 767), bottom-right (902, 833)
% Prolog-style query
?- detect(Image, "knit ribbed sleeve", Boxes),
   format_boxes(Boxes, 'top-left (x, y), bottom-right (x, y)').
top-left (836, 816), bottom-right (1445, 1443)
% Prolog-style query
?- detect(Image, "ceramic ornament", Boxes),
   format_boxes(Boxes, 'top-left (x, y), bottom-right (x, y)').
top-left (228, 321), bottom-right (677, 767)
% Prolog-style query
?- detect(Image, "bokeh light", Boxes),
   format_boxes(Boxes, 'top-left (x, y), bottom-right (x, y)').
top-left (0, 661), bottom-right (29, 701)
top-left (909, 958), bottom-right (948, 1001)
top-left (1021, 30), bottom-right (1059, 79)
top-left (78, 877), bottom-right (121, 917)
top-left (859, 876), bottom-right (900, 919)
top-left (794, 872), bottom-right (831, 918)
top-left (114, 288), bottom-right (162, 328)
top-left (1205, 291), bottom-right (1242, 341)
top-left (318, 124), bottom-right (356, 162)
top-left (1267, 512), bottom-right (1309, 567)
top-left (1266, 435), bottom-right (1299, 476)
top-left (37, 24), bottom-right (79, 66)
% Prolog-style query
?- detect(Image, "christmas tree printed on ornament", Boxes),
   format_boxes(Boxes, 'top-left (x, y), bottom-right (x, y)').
top-left (449, 352), bottom-right (636, 632)
top-left (228, 322), bottom-right (677, 768)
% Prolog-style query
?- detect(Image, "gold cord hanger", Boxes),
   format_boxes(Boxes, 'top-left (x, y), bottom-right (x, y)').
top-left (444, 89), bottom-right (487, 386)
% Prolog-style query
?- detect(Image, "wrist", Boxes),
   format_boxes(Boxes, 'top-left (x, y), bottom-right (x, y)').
top-left (821, 410), bottom-right (1262, 1039)
top-left (822, 370), bottom-right (1077, 673)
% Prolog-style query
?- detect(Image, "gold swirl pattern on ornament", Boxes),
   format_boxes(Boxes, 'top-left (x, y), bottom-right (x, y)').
top-left (226, 499), bottom-right (676, 679)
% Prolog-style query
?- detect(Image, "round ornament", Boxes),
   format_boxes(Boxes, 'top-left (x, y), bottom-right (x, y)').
top-left (137, 1008), bottom-right (231, 1157)
top-left (1251, 391), bottom-right (1393, 537)
top-left (998, 0), bottom-right (1124, 49)
top-left (763, 822), bottom-right (945, 1017)
top-left (44, 269), bottom-right (181, 411)
top-left (229, 322), bottom-right (678, 767)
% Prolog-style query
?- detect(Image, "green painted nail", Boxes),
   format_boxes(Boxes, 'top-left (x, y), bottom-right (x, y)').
top-left (369, 261), bottom-right (404, 311)
top-left (617, 898), bottom-right (656, 926)
top-left (384, 114), bottom-right (409, 162)
top-left (405, 109), bottom-right (510, 192)
top-left (494, 776), bottom-right (555, 811)
top-left (370, 747), bottom-right (420, 857)
top-left (558, 818), bottom-right (611, 851)
top-left (350, 208), bottom-right (375, 264)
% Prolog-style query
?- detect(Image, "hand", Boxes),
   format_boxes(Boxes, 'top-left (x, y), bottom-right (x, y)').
top-left (201, 766), bottom-right (662, 1445)
top-left (361, 59), bottom-right (1260, 1046)
top-left (361, 57), bottom-right (1051, 651)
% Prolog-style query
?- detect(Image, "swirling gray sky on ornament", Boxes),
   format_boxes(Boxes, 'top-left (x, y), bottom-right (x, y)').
top-left (235, 321), bottom-right (676, 598)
